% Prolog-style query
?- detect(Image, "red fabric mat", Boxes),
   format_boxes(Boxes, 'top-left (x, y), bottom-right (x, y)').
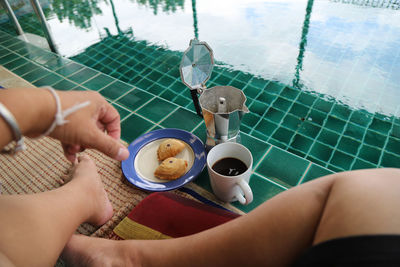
top-left (112, 192), bottom-right (240, 240)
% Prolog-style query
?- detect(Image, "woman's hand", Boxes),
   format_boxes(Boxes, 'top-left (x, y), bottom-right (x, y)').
top-left (46, 90), bottom-right (129, 162)
top-left (0, 88), bottom-right (128, 162)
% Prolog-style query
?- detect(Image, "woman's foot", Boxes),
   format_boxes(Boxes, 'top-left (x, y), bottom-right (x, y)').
top-left (62, 235), bottom-right (138, 267)
top-left (67, 154), bottom-right (114, 226)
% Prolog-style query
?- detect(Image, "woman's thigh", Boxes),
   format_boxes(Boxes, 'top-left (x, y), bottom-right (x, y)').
top-left (313, 168), bottom-right (400, 245)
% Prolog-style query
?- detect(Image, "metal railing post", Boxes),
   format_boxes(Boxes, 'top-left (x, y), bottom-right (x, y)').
top-left (29, 0), bottom-right (58, 53)
top-left (0, 0), bottom-right (24, 35)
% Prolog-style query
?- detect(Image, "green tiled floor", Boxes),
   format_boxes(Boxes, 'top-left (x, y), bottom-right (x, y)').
top-left (0, 29), bottom-right (339, 212)
top-left (4, 9), bottom-right (400, 175)
top-left (255, 146), bottom-right (310, 188)
top-left (63, 34), bottom-right (400, 173)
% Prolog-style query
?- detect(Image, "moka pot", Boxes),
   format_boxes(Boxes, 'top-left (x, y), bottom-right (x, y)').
top-left (180, 39), bottom-right (249, 150)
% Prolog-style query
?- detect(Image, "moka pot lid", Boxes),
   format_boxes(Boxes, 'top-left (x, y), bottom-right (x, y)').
top-left (179, 38), bottom-right (214, 91)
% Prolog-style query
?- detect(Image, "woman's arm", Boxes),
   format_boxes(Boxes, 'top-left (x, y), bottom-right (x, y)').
top-left (0, 88), bottom-right (55, 149)
top-left (0, 88), bottom-right (129, 161)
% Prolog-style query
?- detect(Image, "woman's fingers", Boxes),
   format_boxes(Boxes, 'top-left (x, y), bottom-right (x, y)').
top-left (85, 129), bottom-right (129, 161)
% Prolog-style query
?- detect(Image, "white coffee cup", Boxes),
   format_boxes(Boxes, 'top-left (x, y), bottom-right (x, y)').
top-left (207, 142), bottom-right (253, 205)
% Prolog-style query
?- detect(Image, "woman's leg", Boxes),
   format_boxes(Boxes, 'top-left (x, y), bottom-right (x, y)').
top-left (63, 169), bottom-right (338, 267)
top-left (313, 168), bottom-right (400, 244)
top-left (0, 155), bottom-right (113, 267)
top-left (0, 252), bottom-right (14, 267)
top-left (63, 168), bottom-right (400, 267)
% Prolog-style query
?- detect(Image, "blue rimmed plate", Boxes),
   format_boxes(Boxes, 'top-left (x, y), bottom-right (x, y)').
top-left (122, 128), bottom-right (206, 191)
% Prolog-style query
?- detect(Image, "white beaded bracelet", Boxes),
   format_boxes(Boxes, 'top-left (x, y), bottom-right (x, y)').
top-left (0, 101), bottom-right (26, 153)
top-left (41, 87), bottom-right (91, 136)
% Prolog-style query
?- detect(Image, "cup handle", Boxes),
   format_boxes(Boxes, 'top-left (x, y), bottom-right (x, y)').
top-left (235, 179), bottom-right (253, 205)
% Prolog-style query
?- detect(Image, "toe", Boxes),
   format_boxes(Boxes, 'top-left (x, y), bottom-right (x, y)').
top-left (78, 153), bottom-right (93, 163)
top-left (78, 154), bottom-right (91, 162)
top-left (77, 154), bottom-right (95, 168)
top-left (74, 154), bottom-right (98, 176)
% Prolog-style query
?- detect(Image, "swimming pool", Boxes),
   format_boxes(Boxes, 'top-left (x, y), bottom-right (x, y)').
top-left (1, 0), bottom-right (400, 172)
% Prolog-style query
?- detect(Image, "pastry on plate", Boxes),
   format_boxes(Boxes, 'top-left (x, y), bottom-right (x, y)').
top-left (154, 157), bottom-right (188, 180)
top-left (157, 139), bottom-right (186, 161)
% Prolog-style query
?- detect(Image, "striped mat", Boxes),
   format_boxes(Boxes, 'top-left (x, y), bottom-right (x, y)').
top-left (0, 137), bottom-right (243, 238)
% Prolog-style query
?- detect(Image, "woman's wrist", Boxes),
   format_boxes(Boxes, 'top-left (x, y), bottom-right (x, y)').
top-left (0, 88), bottom-right (56, 138)
top-left (26, 88), bottom-right (57, 137)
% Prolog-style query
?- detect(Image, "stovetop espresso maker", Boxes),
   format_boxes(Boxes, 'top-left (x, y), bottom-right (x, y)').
top-left (180, 39), bottom-right (249, 150)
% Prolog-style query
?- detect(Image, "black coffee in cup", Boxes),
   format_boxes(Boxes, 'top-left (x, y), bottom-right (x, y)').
top-left (212, 157), bottom-right (247, 176)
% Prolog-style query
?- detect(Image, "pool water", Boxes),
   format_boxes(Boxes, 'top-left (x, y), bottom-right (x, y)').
top-left (1, 0), bottom-right (400, 172)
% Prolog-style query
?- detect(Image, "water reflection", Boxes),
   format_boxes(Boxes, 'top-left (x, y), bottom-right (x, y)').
top-left (51, 0), bottom-right (105, 30)
top-left (28, 0), bottom-right (400, 116)
top-left (109, 0), bottom-right (122, 34)
top-left (293, 0), bottom-right (314, 90)
top-left (130, 0), bottom-right (184, 15)
top-left (300, 0), bottom-right (400, 115)
top-left (331, 0), bottom-right (400, 10)
top-left (48, 0), bottom-right (185, 32)
top-left (190, 0), bottom-right (198, 39)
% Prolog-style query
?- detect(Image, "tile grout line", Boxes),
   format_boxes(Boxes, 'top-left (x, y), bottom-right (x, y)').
top-left (119, 112), bottom-right (134, 123)
top-left (296, 162), bottom-right (312, 186)
top-left (119, 97), bottom-right (178, 128)
top-left (1, 43), bottom-right (92, 88)
top-left (0, 66), bottom-right (35, 88)
top-left (74, 72), bottom-right (101, 86)
top-left (152, 105), bottom-right (181, 126)
top-left (190, 120), bottom-right (205, 134)
top-left (252, 145), bottom-right (273, 171)
top-left (112, 87), bottom-right (137, 102)
top-left (0, 34), bottom-right (123, 91)
top-left (6, 57), bottom-right (31, 72)
top-left (274, 88), bottom-right (306, 151)
top-left (248, 85), bottom-right (285, 138)
top-left (323, 104), bottom-right (355, 171)
top-left (377, 116), bottom-right (396, 168)
top-left (253, 172), bottom-right (289, 191)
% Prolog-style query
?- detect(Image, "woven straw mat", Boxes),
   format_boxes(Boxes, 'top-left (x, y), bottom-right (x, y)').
top-left (0, 136), bottom-right (243, 239)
